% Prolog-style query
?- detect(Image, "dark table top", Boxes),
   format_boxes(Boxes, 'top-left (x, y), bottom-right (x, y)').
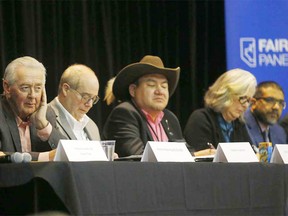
top-left (0, 162), bottom-right (287, 215)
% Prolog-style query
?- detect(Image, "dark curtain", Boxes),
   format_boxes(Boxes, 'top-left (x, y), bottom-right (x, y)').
top-left (0, 0), bottom-right (226, 133)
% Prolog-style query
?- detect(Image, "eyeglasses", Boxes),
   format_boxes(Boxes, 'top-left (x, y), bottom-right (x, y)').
top-left (238, 96), bottom-right (251, 105)
top-left (69, 88), bottom-right (100, 105)
top-left (255, 97), bottom-right (286, 109)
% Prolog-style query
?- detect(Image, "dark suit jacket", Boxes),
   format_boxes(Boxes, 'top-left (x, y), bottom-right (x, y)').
top-left (102, 100), bottom-right (184, 157)
top-left (244, 109), bottom-right (287, 146)
top-left (280, 113), bottom-right (288, 137)
top-left (184, 107), bottom-right (252, 151)
top-left (47, 97), bottom-right (100, 141)
top-left (0, 96), bottom-right (63, 160)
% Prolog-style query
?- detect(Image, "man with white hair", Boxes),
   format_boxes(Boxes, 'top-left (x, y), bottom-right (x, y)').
top-left (0, 56), bottom-right (64, 161)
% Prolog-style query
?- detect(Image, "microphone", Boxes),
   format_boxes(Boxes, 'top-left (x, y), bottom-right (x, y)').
top-left (0, 152), bottom-right (23, 163)
top-left (22, 152), bottom-right (32, 163)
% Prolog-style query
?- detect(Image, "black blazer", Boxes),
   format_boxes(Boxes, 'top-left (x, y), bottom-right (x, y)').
top-left (102, 100), bottom-right (184, 157)
top-left (184, 107), bottom-right (252, 151)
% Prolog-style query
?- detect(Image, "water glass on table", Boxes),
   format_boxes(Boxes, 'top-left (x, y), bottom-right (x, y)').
top-left (101, 140), bottom-right (116, 161)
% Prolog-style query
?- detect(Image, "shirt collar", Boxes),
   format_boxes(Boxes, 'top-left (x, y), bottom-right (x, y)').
top-left (55, 97), bottom-right (90, 131)
top-left (15, 116), bottom-right (30, 127)
top-left (141, 109), bottom-right (164, 124)
top-left (257, 120), bottom-right (270, 133)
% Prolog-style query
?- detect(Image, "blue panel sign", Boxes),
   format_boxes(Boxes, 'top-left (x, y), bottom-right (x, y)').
top-left (225, 0), bottom-right (288, 116)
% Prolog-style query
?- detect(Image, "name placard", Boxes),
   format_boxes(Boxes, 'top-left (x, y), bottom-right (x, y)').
top-left (54, 139), bottom-right (108, 162)
top-left (213, 142), bottom-right (258, 163)
top-left (271, 144), bottom-right (288, 164)
top-left (141, 141), bottom-right (194, 162)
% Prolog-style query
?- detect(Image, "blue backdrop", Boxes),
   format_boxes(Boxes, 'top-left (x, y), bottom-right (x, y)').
top-left (225, 0), bottom-right (288, 117)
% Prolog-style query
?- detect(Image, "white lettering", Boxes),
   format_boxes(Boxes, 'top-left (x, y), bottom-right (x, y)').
top-left (258, 39), bottom-right (267, 52)
top-left (258, 38), bottom-right (288, 52)
top-left (279, 39), bottom-right (288, 52)
top-left (258, 53), bottom-right (288, 66)
top-left (241, 37), bottom-right (288, 67)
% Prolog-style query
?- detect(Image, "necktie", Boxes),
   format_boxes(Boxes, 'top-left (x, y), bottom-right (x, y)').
top-left (264, 129), bottom-right (270, 142)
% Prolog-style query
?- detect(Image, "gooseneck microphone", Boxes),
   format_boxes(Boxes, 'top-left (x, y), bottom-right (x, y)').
top-left (0, 152), bottom-right (23, 163)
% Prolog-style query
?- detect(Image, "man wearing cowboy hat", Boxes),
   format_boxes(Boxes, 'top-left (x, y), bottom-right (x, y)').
top-left (102, 55), bottom-right (184, 157)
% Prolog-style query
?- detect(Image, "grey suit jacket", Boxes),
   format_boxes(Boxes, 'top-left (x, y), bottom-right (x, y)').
top-left (0, 95), bottom-right (63, 160)
top-left (47, 97), bottom-right (100, 143)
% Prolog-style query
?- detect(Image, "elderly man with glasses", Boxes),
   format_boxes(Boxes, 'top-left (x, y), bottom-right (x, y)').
top-left (47, 64), bottom-right (101, 142)
top-left (244, 81), bottom-right (287, 148)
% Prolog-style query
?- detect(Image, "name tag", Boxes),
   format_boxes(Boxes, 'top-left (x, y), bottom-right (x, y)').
top-left (213, 142), bottom-right (258, 162)
top-left (54, 139), bottom-right (108, 162)
top-left (141, 141), bottom-right (194, 162)
top-left (271, 144), bottom-right (288, 164)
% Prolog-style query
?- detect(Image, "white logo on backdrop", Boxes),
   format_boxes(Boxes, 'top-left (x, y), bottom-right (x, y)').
top-left (240, 37), bottom-right (288, 68)
top-left (240, 38), bottom-right (257, 67)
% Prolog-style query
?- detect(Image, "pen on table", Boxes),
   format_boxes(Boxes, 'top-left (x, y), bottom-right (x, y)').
top-left (207, 142), bottom-right (215, 149)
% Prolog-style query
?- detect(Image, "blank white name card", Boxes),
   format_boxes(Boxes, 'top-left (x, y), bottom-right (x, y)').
top-left (54, 139), bottom-right (108, 162)
top-left (271, 144), bottom-right (288, 164)
top-left (213, 142), bottom-right (258, 163)
top-left (141, 141), bottom-right (194, 162)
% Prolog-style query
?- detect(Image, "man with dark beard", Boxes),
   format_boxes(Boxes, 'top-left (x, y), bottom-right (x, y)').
top-left (244, 81), bottom-right (287, 147)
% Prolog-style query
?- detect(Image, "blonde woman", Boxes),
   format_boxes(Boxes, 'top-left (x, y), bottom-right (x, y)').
top-left (184, 68), bottom-right (257, 154)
